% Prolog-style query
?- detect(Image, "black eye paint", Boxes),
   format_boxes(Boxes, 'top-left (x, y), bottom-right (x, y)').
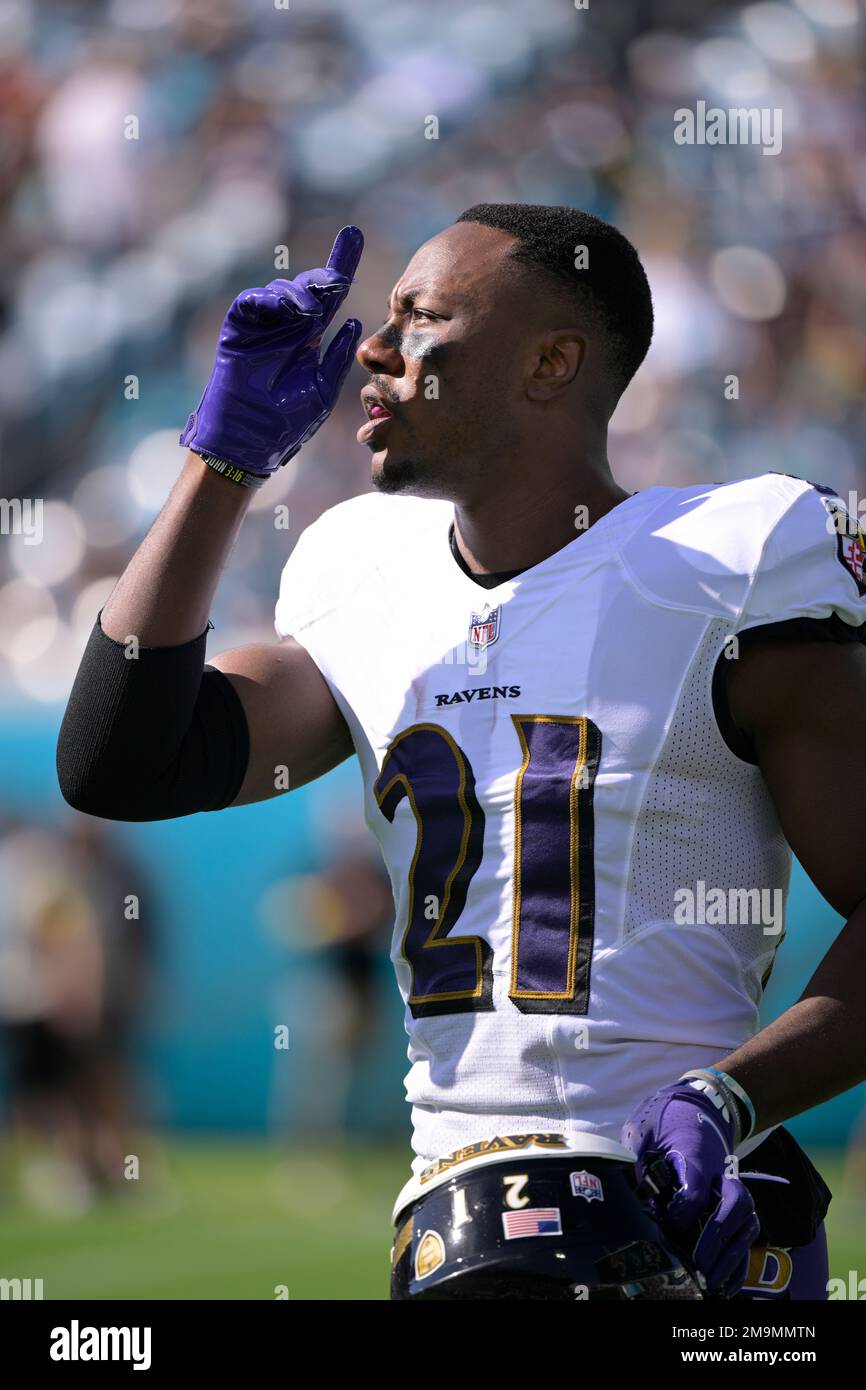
top-left (376, 321), bottom-right (448, 364)
top-left (378, 322), bottom-right (403, 351)
top-left (401, 330), bottom-right (443, 362)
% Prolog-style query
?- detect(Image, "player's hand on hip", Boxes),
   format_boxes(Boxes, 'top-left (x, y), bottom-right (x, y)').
top-left (180, 225), bottom-right (364, 476)
top-left (622, 1079), bottom-right (760, 1298)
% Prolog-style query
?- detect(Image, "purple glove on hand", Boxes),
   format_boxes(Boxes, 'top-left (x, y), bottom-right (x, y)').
top-left (180, 225), bottom-right (364, 476)
top-left (622, 1078), bottom-right (760, 1298)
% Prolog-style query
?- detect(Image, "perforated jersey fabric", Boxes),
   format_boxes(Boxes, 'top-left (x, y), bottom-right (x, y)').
top-left (622, 616), bottom-right (790, 979)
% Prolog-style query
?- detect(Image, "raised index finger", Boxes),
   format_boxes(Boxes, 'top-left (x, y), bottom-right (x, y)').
top-left (327, 225), bottom-right (364, 281)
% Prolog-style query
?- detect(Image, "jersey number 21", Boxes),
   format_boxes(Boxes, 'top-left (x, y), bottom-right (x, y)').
top-left (374, 715), bottom-right (602, 1018)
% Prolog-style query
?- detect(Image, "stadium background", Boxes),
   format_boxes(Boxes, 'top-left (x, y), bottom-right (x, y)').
top-left (2, 0), bottom-right (866, 1298)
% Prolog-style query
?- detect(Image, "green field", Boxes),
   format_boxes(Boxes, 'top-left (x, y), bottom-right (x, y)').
top-left (1, 1142), bottom-right (864, 1300)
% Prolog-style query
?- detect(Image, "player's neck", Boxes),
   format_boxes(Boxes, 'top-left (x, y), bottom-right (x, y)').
top-left (452, 461), bottom-right (630, 576)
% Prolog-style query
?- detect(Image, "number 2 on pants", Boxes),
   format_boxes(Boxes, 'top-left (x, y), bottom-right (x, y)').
top-left (374, 715), bottom-right (602, 1018)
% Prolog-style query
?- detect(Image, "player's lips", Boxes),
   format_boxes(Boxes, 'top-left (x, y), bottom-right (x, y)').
top-left (361, 388), bottom-right (400, 419)
top-left (358, 388), bottom-right (401, 444)
top-left (357, 414), bottom-right (394, 444)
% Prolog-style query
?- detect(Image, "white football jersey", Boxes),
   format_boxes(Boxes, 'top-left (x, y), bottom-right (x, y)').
top-left (274, 474), bottom-right (866, 1173)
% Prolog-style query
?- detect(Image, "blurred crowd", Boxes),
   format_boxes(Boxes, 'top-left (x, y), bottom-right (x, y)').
top-left (1, 0), bottom-right (865, 707)
top-left (0, 808), bottom-right (154, 1210)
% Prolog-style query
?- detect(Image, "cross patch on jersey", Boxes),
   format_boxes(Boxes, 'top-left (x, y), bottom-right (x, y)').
top-left (818, 493), bottom-right (866, 596)
top-left (839, 528), bottom-right (866, 593)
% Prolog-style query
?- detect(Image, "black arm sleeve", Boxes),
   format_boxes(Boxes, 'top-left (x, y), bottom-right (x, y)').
top-left (56, 610), bottom-right (250, 821)
top-left (713, 612), bottom-right (866, 764)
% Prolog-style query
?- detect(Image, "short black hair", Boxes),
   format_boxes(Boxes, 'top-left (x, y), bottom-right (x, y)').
top-left (456, 203), bottom-right (654, 402)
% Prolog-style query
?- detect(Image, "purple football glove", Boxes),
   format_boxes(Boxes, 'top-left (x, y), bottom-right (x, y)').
top-left (623, 1079), bottom-right (760, 1298)
top-left (180, 225), bottom-right (364, 475)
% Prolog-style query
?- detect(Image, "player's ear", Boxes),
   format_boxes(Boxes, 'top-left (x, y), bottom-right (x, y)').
top-left (526, 330), bottom-right (586, 401)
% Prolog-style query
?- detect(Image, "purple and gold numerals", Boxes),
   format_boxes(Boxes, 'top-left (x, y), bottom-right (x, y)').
top-left (375, 716), bottom-right (602, 1020)
top-left (510, 715), bottom-right (601, 1015)
top-left (374, 724), bottom-right (491, 1017)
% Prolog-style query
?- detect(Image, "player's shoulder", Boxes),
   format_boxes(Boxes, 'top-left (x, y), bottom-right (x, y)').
top-left (298, 490), bottom-right (451, 550)
top-left (618, 472), bottom-right (866, 626)
top-left (274, 492), bottom-right (452, 638)
top-left (623, 471), bottom-right (821, 577)
top-left (286, 491), bottom-right (452, 586)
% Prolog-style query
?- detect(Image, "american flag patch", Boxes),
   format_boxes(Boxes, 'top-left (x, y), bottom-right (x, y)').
top-left (502, 1207), bottom-right (562, 1239)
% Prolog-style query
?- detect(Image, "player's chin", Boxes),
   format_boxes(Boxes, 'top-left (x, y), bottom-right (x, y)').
top-left (370, 450), bottom-right (425, 496)
top-left (369, 435), bottom-right (454, 499)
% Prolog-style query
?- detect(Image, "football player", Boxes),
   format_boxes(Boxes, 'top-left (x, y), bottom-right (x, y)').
top-left (58, 206), bottom-right (866, 1299)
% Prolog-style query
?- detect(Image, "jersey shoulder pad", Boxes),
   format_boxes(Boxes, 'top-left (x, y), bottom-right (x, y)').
top-left (617, 473), bottom-right (866, 633)
top-left (739, 475), bottom-right (866, 635)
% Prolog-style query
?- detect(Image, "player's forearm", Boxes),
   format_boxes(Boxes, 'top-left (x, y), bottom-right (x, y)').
top-left (101, 452), bottom-right (253, 647)
top-left (714, 896), bottom-right (866, 1133)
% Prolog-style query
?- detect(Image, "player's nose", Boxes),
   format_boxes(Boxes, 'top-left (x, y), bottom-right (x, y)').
top-left (355, 324), bottom-right (403, 376)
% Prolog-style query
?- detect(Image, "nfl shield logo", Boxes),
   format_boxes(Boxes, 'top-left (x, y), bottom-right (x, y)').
top-left (468, 604), bottom-right (500, 651)
top-left (570, 1169), bottom-right (604, 1203)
